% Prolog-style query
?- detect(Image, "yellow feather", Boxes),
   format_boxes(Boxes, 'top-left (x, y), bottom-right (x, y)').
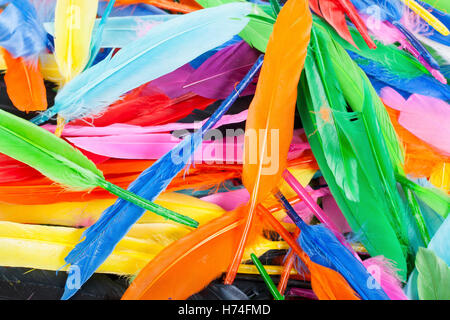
top-left (0, 49), bottom-right (6, 70)
top-left (54, 0), bottom-right (99, 83)
top-left (400, 0), bottom-right (449, 36)
top-left (0, 192), bottom-right (226, 227)
top-left (238, 264), bottom-right (298, 276)
top-left (0, 221), bottom-right (162, 274)
top-left (39, 53), bottom-right (64, 87)
top-left (430, 162), bottom-right (450, 193)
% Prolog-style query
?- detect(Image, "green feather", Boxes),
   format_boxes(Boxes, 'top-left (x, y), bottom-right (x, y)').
top-left (295, 24), bottom-right (428, 279)
top-left (196, 0), bottom-right (273, 52)
top-left (416, 247), bottom-right (450, 300)
top-left (0, 109), bottom-right (198, 228)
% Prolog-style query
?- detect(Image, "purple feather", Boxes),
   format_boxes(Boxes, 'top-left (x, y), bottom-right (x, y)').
top-left (183, 41), bottom-right (260, 100)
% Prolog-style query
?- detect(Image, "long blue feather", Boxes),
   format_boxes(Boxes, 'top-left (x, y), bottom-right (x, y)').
top-left (347, 51), bottom-right (450, 100)
top-left (416, 1), bottom-right (450, 46)
top-left (275, 192), bottom-right (390, 300)
top-left (61, 55), bottom-right (264, 300)
top-left (30, 3), bottom-right (252, 124)
top-left (0, 0), bottom-right (46, 58)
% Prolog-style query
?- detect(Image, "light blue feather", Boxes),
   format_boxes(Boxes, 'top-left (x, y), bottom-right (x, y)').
top-left (31, 3), bottom-right (252, 124)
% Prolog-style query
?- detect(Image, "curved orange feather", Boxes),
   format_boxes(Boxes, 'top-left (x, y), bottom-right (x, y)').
top-left (225, 0), bottom-right (312, 283)
top-left (2, 49), bottom-right (47, 112)
top-left (121, 206), bottom-right (261, 300)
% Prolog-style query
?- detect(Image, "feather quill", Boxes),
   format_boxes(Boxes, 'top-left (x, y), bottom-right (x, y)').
top-left (225, 0), bottom-right (312, 284)
top-left (31, 3), bottom-right (252, 125)
top-left (1, 49), bottom-right (47, 111)
top-left (0, 109), bottom-right (197, 227)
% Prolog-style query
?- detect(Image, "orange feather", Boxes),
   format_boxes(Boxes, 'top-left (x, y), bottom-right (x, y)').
top-left (1, 49), bottom-right (47, 112)
top-left (225, 0), bottom-right (312, 283)
top-left (121, 206), bottom-right (262, 300)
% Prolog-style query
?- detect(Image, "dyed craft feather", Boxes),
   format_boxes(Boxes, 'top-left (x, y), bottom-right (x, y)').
top-left (1, 49), bottom-right (47, 112)
top-left (297, 22), bottom-right (415, 279)
top-left (257, 206), bottom-right (360, 300)
top-left (276, 192), bottom-right (389, 300)
top-left (225, 0), bottom-right (312, 284)
top-left (60, 54), bottom-right (262, 300)
top-left (0, 0), bottom-right (47, 111)
top-left (54, 0), bottom-right (99, 83)
top-left (0, 109), bottom-right (197, 228)
top-left (122, 207), bottom-right (253, 300)
top-left (310, 0), bottom-right (376, 49)
top-left (31, 3), bottom-right (252, 125)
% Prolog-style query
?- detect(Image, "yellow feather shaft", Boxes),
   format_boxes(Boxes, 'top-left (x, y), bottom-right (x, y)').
top-left (54, 0), bottom-right (99, 83)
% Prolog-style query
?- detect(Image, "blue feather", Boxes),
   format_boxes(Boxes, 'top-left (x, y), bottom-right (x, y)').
top-left (416, 0), bottom-right (450, 46)
top-left (348, 51), bottom-right (450, 100)
top-left (0, 0), bottom-right (46, 58)
top-left (30, 3), bottom-right (252, 124)
top-left (275, 192), bottom-right (390, 300)
top-left (61, 55), bottom-right (264, 300)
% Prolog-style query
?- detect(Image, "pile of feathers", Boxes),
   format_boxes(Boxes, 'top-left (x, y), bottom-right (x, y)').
top-left (0, 0), bottom-right (448, 300)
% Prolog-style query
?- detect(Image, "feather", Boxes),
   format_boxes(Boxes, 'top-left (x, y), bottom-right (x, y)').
top-left (415, 247), bottom-right (450, 300)
top-left (54, 0), bottom-right (99, 83)
top-left (398, 0), bottom-right (449, 36)
top-left (298, 22), bottom-right (413, 278)
top-left (0, 221), bottom-right (162, 274)
top-left (362, 256), bottom-right (408, 300)
top-left (1, 49), bottom-right (47, 112)
top-left (0, 192), bottom-right (226, 228)
top-left (0, 109), bottom-right (197, 227)
top-left (31, 3), bottom-right (252, 125)
top-left (380, 88), bottom-right (450, 156)
top-left (257, 205), bottom-right (360, 300)
top-left (60, 54), bottom-right (263, 300)
top-left (250, 253), bottom-right (284, 300)
top-left (310, 0), bottom-right (376, 48)
top-left (276, 191), bottom-right (390, 300)
top-left (225, 0), bottom-right (312, 284)
top-left (184, 41), bottom-right (260, 99)
top-left (121, 207), bottom-right (252, 300)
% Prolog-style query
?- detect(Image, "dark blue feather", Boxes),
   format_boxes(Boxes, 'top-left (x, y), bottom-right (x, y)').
top-left (275, 192), bottom-right (390, 300)
top-left (61, 56), bottom-right (264, 300)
